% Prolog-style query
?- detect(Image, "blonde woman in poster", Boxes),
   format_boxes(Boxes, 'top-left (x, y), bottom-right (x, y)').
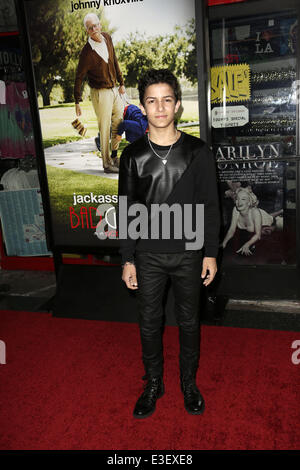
top-left (222, 185), bottom-right (283, 256)
top-left (74, 12), bottom-right (125, 174)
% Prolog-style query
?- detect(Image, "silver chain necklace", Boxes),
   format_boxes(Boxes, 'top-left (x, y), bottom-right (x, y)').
top-left (147, 130), bottom-right (178, 165)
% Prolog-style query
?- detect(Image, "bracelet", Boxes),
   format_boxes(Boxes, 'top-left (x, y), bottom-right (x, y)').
top-left (122, 261), bottom-right (135, 268)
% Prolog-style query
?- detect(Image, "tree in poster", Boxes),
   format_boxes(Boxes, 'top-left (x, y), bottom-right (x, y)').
top-left (27, 0), bottom-right (66, 106)
top-left (26, 1), bottom-right (112, 105)
top-left (183, 19), bottom-right (197, 85)
top-left (116, 19), bottom-right (197, 86)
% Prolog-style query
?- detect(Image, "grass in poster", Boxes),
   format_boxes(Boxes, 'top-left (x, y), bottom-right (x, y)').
top-left (46, 165), bottom-right (118, 224)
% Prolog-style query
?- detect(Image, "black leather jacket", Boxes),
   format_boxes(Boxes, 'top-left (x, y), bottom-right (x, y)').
top-left (118, 132), bottom-right (220, 263)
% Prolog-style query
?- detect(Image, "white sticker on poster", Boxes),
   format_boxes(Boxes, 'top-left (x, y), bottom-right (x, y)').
top-left (212, 105), bottom-right (249, 128)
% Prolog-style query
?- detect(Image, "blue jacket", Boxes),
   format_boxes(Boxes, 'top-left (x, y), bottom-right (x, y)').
top-left (117, 104), bottom-right (148, 143)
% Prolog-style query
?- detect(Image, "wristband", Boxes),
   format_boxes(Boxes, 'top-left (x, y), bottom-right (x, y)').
top-left (122, 261), bottom-right (135, 268)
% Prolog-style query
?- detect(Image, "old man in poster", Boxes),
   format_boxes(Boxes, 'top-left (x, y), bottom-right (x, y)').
top-left (74, 12), bottom-right (125, 174)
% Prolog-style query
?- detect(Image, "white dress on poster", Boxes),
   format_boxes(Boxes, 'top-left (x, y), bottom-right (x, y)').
top-left (222, 186), bottom-right (283, 256)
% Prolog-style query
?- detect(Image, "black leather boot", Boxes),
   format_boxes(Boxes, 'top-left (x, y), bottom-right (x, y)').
top-left (133, 376), bottom-right (165, 419)
top-left (180, 375), bottom-right (205, 415)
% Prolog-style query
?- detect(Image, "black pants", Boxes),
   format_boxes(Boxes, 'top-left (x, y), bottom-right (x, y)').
top-left (135, 251), bottom-right (203, 379)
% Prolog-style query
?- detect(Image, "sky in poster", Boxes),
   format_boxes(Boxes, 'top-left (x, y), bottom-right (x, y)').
top-left (102, 0), bottom-right (195, 42)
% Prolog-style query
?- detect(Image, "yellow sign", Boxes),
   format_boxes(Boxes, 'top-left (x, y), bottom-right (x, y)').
top-left (210, 64), bottom-right (250, 104)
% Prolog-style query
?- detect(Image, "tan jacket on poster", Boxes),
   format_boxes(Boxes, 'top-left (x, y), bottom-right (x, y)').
top-left (74, 32), bottom-right (124, 104)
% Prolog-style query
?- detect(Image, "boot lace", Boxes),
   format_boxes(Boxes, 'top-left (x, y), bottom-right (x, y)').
top-left (141, 376), bottom-right (161, 404)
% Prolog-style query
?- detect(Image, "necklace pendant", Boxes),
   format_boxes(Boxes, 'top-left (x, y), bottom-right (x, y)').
top-left (162, 159), bottom-right (167, 165)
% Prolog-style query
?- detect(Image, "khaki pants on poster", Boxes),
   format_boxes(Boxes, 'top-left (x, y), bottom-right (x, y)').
top-left (90, 87), bottom-right (123, 168)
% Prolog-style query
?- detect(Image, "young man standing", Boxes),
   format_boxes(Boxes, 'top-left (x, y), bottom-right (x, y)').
top-left (118, 69), bottom-right (220, 419)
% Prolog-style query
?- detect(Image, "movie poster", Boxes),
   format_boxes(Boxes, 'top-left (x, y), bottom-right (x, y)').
top-left (23, 0), bottom-right (198, 249)
top-left (209, 11), bottom-right (297, 266)
top-left (217, 158), bottom-right (288, 265)
top-left (214, 142), bottom-right (297, 265)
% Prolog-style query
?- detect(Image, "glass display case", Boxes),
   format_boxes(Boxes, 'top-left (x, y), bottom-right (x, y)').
top-left (209, 9), bottom-right (298, 266)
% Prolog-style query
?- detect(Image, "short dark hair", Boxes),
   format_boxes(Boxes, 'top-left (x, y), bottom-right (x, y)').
top-left (138, 69), bottom-right (181, 105)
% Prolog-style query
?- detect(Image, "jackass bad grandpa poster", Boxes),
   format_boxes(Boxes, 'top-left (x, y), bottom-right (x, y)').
top-left (24, 0), bottom-right (199, 249)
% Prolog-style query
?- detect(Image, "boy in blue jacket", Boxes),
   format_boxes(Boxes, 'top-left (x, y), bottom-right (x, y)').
top-left (116, 103), bottom-right (148, 144)
top-left (95, 104), bottom-right (148, 157)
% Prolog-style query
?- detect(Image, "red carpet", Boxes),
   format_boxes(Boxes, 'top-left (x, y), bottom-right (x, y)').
top-left (0, 309), bottom-right (299, 450)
